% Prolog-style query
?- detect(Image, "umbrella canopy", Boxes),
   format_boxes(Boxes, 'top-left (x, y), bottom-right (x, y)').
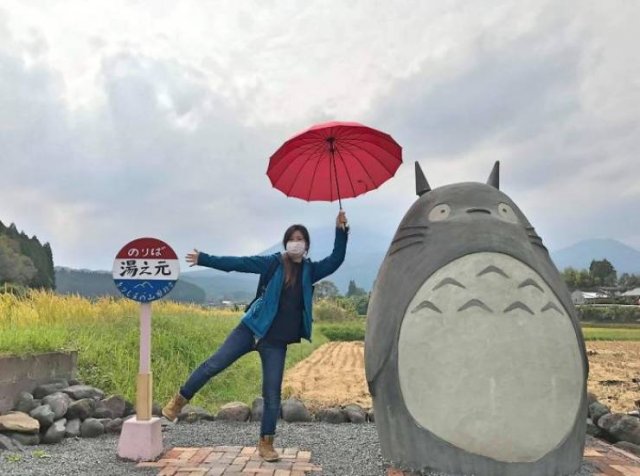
top-left (267, 121), bottom-right (402, 207)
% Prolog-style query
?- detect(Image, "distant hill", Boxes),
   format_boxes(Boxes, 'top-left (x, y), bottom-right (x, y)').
top-left (550, 239), bottom-right (640, 274)
top-left (55, 267), bottom-right (207, 303)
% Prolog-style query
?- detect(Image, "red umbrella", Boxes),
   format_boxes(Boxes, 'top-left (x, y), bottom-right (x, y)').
top-left (267, 121), bottom-right (402, 209)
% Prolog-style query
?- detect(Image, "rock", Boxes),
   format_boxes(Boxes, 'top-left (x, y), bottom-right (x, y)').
top-left (80, 418), bottom-right (104, 438)
top-left (42, 419), bottom-right (67, 444)
top-left (42, 392), bottom-right (72, 420)
top-left (367, 409), bottom-right (375, 423)
top-left (343, 404), bottom-right (366, 424)
top-left (33, 382), bottom-right (68, 399)
top-left (97, 418), bottom-right (112, 429)
top-left (628, 410), bottom-right (640, 419)
top-left (62, 385), bottom-right (104, 400)
top-left (105, 418), bottom-right (123, 433)
top-left (614, 441), bottom-right (640, 456)
top-left (0, 411), bottom-right (40, 434)
top-left (102, 395), bottom-right (126, 419)
top-left (316, 407), bottom-right (348, 424)
top-left (216, 402), bottom-right (250, 422)
top-left (93, 401), bottom-right (113, 419)
top-left (29, 404), bottom-right (56, 429)
top-left (123, 399), bottom-right (135, 417)
top-left (66, 398), bottom-right (96, 420)
top-left (609, 415), bottom-right (640, 445)
top-left (65, 419), bottom-right (81, 438)
top-left (152, 402), bottom-right (163, 417)
top-left (4, 432), bottom-right (40, 446)
top-left (597, 412), bottom-right (626, 432)
top-left (13, 392), bottom-right (37, 414)
top-left (281, 398), bottom-right (312, 423)
top-left (68, 378), bottom-right (82, 386)
top-left (0, 433), bottom-right (19, 451)
top-left (586, 418), bottom-right (602, 437)
top-left (589, 401), bottom-right (611, 424)
top-left (251, 397), bottom-right (264, 422)
top-left (178, 405), bottom-right (214, 423)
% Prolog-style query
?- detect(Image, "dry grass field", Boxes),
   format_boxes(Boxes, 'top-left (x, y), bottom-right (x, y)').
top-left (282, 341), bottom-right (640, 413)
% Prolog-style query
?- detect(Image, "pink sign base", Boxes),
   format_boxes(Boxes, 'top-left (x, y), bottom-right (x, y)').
top-left (117, 416), bottom-right (163, 461)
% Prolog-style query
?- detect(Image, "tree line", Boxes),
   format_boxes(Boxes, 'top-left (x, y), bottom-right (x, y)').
top-left (562, 258), bottom-right (640, 291)
top-left (0, 220), bottom-right (55, 289)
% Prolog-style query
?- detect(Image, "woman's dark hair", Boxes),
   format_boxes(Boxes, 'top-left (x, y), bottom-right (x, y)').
top-left (282, 224), bottom-right (310, 287)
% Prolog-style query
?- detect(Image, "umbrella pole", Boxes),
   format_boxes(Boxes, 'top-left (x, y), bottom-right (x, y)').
top-left (330, 146), bottom-right (343, 210)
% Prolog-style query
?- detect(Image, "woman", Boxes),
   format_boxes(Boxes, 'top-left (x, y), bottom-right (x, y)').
top-left (162, 211), bottom-right (349, 461)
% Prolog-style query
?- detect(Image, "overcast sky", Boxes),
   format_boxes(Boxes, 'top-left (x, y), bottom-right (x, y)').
top-left (1, 1), bottom-right (638, 271)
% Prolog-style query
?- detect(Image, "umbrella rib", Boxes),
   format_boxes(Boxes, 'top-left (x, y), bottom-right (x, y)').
top-left (285, 141), bottom-right (326, 197)
top-left (307, 144), bottom-right (324, 201)
top-left (272, 140), bottom-right (323, 189)
top-left (337, 143), bottom-right (379, 189)
top-left (334, 144), bottom-right (357, 197)
top-left (272, 140), bottom-right (324, 172)
top-left (337, 139), bottom-right (400, 175)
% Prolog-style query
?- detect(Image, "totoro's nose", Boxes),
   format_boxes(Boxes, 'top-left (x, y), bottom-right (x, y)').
top-left (466, 207), bottom-right (492, 215)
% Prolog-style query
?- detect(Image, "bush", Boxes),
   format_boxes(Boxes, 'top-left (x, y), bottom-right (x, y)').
top-left (0, 283), bottom-right (30, 298)
top-left (318, 321), bottom-right (366, 341)
top-left (313, 299), bottom-right (357, 321)
top-left (577, 305), bottom-right (640, 323)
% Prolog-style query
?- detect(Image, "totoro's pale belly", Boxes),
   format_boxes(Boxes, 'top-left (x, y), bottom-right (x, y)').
top-left (398, 252), bottom-right (584, 463)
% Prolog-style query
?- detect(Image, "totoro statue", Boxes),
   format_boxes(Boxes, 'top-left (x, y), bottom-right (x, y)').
top-left (365, 161), bottom-right (588, 476)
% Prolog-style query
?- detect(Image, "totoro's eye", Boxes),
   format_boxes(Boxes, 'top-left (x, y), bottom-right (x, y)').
top-left (498, 203), bottom-right (518, 223)
top-left (428, 204), bottom-right (451, 222)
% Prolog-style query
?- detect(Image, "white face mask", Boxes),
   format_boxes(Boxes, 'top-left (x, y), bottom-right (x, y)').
top-left (286, 240), bottom-right (306, 257)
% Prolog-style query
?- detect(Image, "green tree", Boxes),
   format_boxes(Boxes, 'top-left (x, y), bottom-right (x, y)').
top-left (562, 267), bottom-right (579, 290)
top-left (314, 280), bottom-right (340, 301)
top-left (589, 259), bottom-right (617, 286)
top-left (346, 279), bottom-right (366, 297)
top-left (0, 235), bottom-right (37, 285)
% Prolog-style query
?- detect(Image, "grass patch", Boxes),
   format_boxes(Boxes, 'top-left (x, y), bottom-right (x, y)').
top-left (317, 320), bottom-right (366, 341)
top-left (0, 291), bottom-right (327, 412)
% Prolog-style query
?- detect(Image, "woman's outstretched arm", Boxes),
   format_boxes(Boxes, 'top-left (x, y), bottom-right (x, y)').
top-left (186, 248), bottom-right (274, 274)
top-left (311, 211), bottom-right (349, 283)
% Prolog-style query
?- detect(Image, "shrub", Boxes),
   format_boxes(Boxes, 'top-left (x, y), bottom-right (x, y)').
top-left (318, 322), bottom-right (366, 341)
top-left (313, 299), bottom-right (357, 321)
top-left (577, 305), bottom-right (640, 323)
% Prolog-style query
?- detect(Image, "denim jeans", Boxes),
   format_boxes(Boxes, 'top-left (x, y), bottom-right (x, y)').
top-left (179, 322), bottom-right (287, 437)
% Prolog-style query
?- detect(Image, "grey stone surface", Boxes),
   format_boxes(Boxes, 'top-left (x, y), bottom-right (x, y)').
top-left (586, 418), bottom-right (602, 437)
top-left (123, 399), bottom-right (135, 417)
top-left (368, 409), bottom-right (375, 423)
top-left (588, 402), bottom-right (610, 425)
top-left (65, 418), bottom-right (81, 438)
top-left (33, 382), bottom-right (68, 400)
top-left (343, 404), bottom-right (367, 424)
top-left (29, 404), bottom-right (55, 429)
top-left (216, 402), bottom-right (250, 422)
top-left (92, 401), bottom-right (113, 419)
top-left (62, 385), bottom-right (104, 401)
top-left (250, 397), bottom-right (264, 422)
top-left (281, 398), bottom-right (312, 423)
top-left (42, 419), bottom-right (67, 444)
top-left (66, 398), bottom-right (96, 420)
top-left (613, 440), bottom-right (640, 456)
top-left (178, 404), bottom-right (214, 423)
top-left (3, 431), bottom-right (40, 446)
top-left (42, 392), bottom-right (72, 420)
top-left (13, 392), bottom-right (37, 414)
top-left (609, 415), bottom-right (640, 445)
top-left (316, 407), bottom-right (348, 424)
top-left (597, 413), bottom-right (625, 432)
top-left (365, 163), bottom-right (589, 475)
top-left (101, 395), bottom-right (126, 419)
top-left (0, 433), bottom-right (19, 451)
top-left (105, 418), bottom-right (123, 433)
top-left (80, 418), bottom-right (104, 438)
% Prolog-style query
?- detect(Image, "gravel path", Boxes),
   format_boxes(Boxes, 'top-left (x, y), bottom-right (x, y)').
top-left (0, 421), bottom-right (598, 476)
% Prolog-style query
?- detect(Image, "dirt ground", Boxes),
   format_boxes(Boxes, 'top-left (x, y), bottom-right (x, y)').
top-left (282, 341), bottom-right (640, 413)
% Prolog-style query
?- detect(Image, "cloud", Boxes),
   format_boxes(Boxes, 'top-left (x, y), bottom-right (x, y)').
top-left (0, 1), bottom-right (638, 272)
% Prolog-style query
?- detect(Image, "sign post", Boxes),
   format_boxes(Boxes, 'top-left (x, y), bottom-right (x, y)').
top-left (112, 237), bottom-right (179, 461)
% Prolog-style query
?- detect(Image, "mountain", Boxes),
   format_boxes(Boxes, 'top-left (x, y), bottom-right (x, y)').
top-left (55, 267), bottom-right (207, 303)
top-left (550, 239), bottom-right (640, 274)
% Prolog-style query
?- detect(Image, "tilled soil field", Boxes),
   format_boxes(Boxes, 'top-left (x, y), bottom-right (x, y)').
top-left (282, 341), bottom-right (640, 412)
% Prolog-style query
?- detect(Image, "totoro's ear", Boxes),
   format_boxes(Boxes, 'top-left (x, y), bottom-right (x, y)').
top-left (415, 162), bottom-right (431, 196)
top-left (487, 161), bottom-right (500, 189)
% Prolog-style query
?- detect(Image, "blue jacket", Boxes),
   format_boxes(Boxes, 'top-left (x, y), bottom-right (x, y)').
top-left (197, 226), bottom-right (348, 342)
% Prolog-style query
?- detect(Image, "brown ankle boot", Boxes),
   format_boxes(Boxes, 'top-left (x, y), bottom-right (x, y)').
top-left (162, 393), bottom-right (188, 422)
top-left (258, 435), bottom-right (280, 462)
